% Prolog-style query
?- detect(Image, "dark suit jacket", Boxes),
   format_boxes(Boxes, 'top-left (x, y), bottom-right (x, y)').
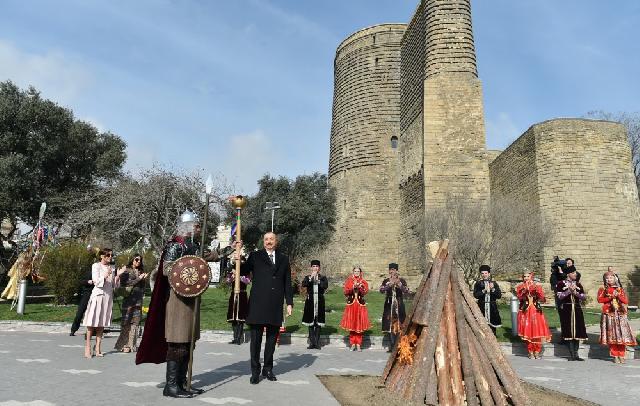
top-left (243, 249), bottom-right (293, 326)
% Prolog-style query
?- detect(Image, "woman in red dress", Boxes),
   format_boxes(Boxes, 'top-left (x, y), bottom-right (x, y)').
top-left (340, 266), bottom-right (371, 351)
top-left (516, 271), bottom-right (551, 359)
top-left (598, 268), bottom-right (637, 363)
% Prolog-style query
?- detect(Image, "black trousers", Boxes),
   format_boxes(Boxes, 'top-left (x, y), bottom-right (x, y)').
top-left (71, 291), bottom-right (92, 334)
top-left (250, 324), bottom-right (278, 374)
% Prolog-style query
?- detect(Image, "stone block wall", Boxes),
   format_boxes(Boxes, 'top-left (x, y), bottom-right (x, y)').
top-left (327, 24), bottom-right (406, 281)
top-left (490, 119), bottom-right (640, 299)
top-left (423, 73), bottom-right (490, 208)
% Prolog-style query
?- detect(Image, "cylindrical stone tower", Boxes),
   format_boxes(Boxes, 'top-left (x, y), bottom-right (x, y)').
top-left (327, 24), bottom-right (406, 280)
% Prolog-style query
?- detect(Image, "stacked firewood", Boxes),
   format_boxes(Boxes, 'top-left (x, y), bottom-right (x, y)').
top-left (382, 240), bottom-right (530, 406)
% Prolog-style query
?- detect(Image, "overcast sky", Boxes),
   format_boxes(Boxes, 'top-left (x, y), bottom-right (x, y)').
top-left (1, 0), bottom-right (638, 193)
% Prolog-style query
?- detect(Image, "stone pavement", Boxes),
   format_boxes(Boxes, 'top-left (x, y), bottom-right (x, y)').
top-left (0, 327), bottom-right (638, 405)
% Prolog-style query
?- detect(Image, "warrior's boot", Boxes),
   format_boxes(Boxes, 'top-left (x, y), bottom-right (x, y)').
top-left (178, 356), bottom-right (204, 395)
top-left (163, 360), bottom-right (192, 398)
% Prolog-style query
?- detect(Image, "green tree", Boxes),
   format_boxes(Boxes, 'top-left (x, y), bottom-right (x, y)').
top-left (0, 81), bottom-right (126, 245)
top-left (237, 173), bottom-right (336, 262)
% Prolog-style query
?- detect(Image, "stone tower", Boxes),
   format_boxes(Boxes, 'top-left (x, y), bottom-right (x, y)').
top-left (327, 24), bottom-right (406, 279)
top-left (399, 0), bottom-right (490, 277)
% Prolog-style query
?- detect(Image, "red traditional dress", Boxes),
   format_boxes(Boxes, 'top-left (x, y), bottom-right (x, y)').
top-left (516, 282), bottom-right (551, 356)
top-left (340, 274), bottom-right (371, 347)
top-left (598, 285), bottom-right (637, 359)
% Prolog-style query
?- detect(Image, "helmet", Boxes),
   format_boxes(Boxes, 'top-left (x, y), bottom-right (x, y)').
top-left (176, 209), bottom-right (200, 236)
top-left (179, 210), bottom-right (200, 225)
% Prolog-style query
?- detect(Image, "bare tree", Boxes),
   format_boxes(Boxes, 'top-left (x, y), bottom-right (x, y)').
top-left (424, 196), bottom-right (551, 284)
top-left (586, 111), bottom-right (640, 197)
top-left (58, 166), bottom-right (233, 253)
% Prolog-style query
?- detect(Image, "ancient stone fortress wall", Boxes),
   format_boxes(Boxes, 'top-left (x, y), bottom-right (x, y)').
top-left (422, 0), bottom-right (489, 208)
top-left (399, 3), bottom-right (427, 279)
top-left (490, 119), bottom-right (640, 299)
top-left (398, 0), bottom-right (490, 280)
top-left (327, 24), bottom-right (406, 281)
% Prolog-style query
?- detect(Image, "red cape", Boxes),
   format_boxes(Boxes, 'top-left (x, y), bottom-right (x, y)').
top-left (135, 238), bottom-right (182, 365)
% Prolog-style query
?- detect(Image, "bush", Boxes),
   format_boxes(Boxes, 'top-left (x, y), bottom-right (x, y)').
top-left (39, 242), bottom-right (95, 305)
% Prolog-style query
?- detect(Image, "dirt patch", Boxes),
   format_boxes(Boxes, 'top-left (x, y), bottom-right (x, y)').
top-left (318, 375), bottom-right (596, 406)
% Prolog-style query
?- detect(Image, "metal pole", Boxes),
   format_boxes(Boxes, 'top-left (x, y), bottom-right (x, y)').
top-left (271, 209), bottom-right (275, 232)
top-left (187, 191), bottom-right (210, 392)
top-left (17, 279), bottom-right (27, 315)
top-left (510, 288), bottom-right (519, 337)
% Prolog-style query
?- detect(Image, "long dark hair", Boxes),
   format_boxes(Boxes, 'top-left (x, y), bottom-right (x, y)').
top-left (127, 253), bottom-right (144, 272)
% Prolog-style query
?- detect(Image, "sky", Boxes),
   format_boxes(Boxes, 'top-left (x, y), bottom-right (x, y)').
top-left (1, 0), bottom-right (639, 193)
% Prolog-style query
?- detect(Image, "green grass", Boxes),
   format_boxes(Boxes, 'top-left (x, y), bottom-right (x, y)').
top-left (2, 287), bottom-right (638, 341)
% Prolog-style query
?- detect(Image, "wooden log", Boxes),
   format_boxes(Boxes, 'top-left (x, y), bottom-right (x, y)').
top-left (435, 315), bottom-right (453, 405)
top-left (450, 267), bottom-right (479, 406)
top-left (417, 251), bottom-right (454, 387)
top-left (470, 330), bottom-right (508, 406)
top-left (425, 358), bottom-right (438, 406)
top-left (413, 255), bottom-right (444, 325)
top-left (461, 296), bottom-right (530, 406)
top-left (467, 325), bottom-right (495, 406)
top-left (444, 281), bottom-right (465, 404)
top-left (405, 330), bottom-right (431, 403)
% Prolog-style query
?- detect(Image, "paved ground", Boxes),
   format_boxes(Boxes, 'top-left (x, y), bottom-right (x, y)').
top-left (0, 329), bottom-right (638, 405)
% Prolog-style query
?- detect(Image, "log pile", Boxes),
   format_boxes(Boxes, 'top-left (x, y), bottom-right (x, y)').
top-left (382, 240), bottom-right (530, 405)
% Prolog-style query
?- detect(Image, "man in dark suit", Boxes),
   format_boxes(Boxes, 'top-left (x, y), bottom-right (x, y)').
top-left (237, 232), bottom-right (293, 384)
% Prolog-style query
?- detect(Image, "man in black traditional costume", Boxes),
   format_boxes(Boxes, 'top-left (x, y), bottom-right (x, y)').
top-left (472, 264), bottom-right (502, 335)
top-left (379, 263), bottom-right (409, 352)
top-left (556, 266), bottom-right (588, 361)
top-left (301, 260), bottom-right (328, 349)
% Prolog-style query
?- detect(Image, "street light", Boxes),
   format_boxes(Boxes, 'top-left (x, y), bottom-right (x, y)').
top-left (200, 174), bottom-right (214, 256)
top-left (264, 201), bottom-right (281, 232)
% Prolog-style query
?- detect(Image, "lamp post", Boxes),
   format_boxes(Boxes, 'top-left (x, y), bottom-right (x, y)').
top-left (509, 280), bottom-right (519, 337)
top-left (264, 201), bottom-right (281, 232)
top-left (199, 174), bottom-right (214, 256)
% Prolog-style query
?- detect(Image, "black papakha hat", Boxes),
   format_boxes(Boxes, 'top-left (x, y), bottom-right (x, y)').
top-left (479, 264), bottom-right (491, 273)
top-left (310, 260), bottom-right (321, 266)
top-left (388, 263), bottom-right (399, 270)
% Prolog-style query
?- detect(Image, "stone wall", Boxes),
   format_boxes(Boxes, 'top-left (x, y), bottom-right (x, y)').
top-left (327, 24), bottom-right (406, 281)
top-left (397, 0), bottom-right (490, 282)
top-left (490, 119), bottom-right (640, 299)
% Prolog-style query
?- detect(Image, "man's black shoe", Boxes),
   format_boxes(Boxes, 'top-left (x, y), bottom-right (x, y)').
top-left (262, 370), bottom-right (277, 381)
top-left (69, 332), bottom-right (75, 336)
top-left (307, 344), bottom-right (314, 349)
top-left (250, 374), bottom-right (260, 384)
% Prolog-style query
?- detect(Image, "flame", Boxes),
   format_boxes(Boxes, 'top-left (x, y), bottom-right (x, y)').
top-left (397, 333), bottom-right (418, 365)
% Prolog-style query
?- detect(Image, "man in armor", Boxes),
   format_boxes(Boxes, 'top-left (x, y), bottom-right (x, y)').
top-left (136, 210), bottom-right (217, 398)
top-left (301, 260), bottom-right (328, 349)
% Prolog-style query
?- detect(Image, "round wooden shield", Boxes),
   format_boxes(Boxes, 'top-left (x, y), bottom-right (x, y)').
top-left (168, 255), bottom-right (211, 297)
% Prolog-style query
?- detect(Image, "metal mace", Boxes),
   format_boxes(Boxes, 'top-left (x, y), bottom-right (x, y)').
top-left (232, 196), bottom-right (248, 303)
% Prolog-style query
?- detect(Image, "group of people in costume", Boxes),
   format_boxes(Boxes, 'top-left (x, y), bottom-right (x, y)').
top-left (473, 261), bottom-right (637, 363)
top-left (60, 206), bottom-right (637, 400)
